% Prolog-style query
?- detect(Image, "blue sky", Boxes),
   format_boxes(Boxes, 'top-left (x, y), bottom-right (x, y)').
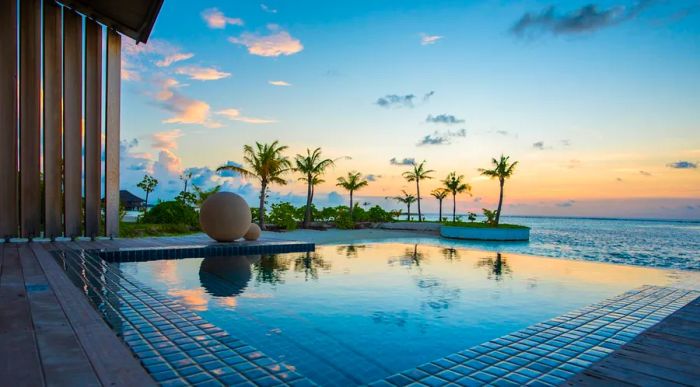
top-left (120, 0), bottom-right (700, 219)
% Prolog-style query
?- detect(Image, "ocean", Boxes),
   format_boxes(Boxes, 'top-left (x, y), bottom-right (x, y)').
top-left (401, 215), bottom-right (700, 271)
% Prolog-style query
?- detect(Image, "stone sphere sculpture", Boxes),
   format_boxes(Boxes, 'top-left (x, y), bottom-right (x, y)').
top-left (199, 192), bottom-right (251, 242)
top-left (244, 223), bottom-right (261, 241)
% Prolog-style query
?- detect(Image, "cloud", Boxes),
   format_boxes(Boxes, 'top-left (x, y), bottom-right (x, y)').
top-left (121, 39), bottom-right (194, 79)
top-left (419, 33), bottom-right (443, 45)
top-left (269, 80), bottom-right (291, 86)
top-left (417, 129), bottom-right (466, 146)
top-left (155, 53), bottom-right (194, 67)
top-left (151, 129), bottom-right (183, 150)
top-left (326, 191), bottom-right (345, 206)
top-left (216, 108), bottom-right (277, 124)
top-left (175, 66), bottom-right (231, 81)
top-left (376, 91), bottom-right (434, 109)
top-left (260, 4), bottom-right (278, 13)
top-left (556, 200), bottom-right (576, 208)
top-left (616, 177), bottom-right (624, 182)
top-left (426, 114), bottom-right (465, 124)
top-left (511, 1), bottom-right (655, 37)
top-left (201, 8), bottom-right (244, 29)
top-left (365, 174), bottom-right (382, 182)
top-left (473, 197), bottom-right (482, 203)
top-left (228, 24), bottom-right (303, 57)
top-left (155, 78), bottom-right (220, 127)
top-left (215, 161), bottom-right (244, 178)
top-left (561, 139), bottom-right (571, 146)
top-left (667, 161), bottom-right (697, 169)
top-left (390, 157), bottom-right (415, 166)
top-left (640, 170), bottom-right (652, 176)
top-left (533, 141), bottom-right (546, 150)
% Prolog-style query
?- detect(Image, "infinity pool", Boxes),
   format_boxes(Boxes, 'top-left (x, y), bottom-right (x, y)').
top-left (118, 243), bottom-right (676, 385)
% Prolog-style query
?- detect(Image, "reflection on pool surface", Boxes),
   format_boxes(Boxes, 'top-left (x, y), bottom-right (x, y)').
top-left (119, 243), bottom-right (675, 385)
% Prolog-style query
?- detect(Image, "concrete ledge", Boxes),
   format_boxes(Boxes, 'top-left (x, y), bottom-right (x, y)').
top-left (440, 225), bottom-right (530, 241)
top-left (379, 222), bottom-right (441, 232)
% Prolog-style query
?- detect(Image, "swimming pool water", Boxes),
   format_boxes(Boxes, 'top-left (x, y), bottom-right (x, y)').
top-left (119, 243), bottom-right (676, 385)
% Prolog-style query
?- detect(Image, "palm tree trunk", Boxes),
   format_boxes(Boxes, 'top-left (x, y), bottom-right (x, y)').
top-left (349, 190), bottom-right (354, 219)
top-left (452, 193), bottom-right (456, 222)
top-left (304, 177), bottom-right (312, 228)
top-left (438, 199), bottom-right (442, 222)
top-left (416, 180), bottom-right (422, 222)
top-left (407, 203), bottom-right (411, 221)
top-left (495, 179), bottom-right (504, 225)
top-left (144, 192), bottom-right (149, 216)
top-left (259, 183), bottom-right (267, 229)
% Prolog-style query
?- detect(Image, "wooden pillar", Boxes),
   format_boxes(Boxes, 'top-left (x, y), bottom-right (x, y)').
top-left (20, 0), bottom-right (42, 239)
top-left (105, 31), bottom-right (121, 238)
top-left (63, 10), bottom-right (82, 238)
top-left (0, 0), bottom-right (19, 240)
top-left (84, 20), bottom-right (102, 238)
top-left (44, 0), bottom-right (63, 239)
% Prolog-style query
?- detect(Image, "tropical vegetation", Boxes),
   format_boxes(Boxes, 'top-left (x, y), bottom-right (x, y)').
top-left (294, 148), bottom-right (335, 228)
top-left (389, 190), bottom-right (417, 221)
top-left (430, 188), bottom-right (449, 222)
top-left (402, 161), bottom-right (434, 222)
top-left (442, 172), bottom-right (471, 222)
top-left (217, 141), bottom-right (291, 230)
top-left (336, 171), bottom-right (369, 219)
top-left (478, 154), bottom-right (518, 225)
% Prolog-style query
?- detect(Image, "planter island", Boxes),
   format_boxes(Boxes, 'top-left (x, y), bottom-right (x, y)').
top-left (440, 222), bottom-right (530, 241)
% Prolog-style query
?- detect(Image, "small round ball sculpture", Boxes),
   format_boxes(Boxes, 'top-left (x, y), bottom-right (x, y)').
top-left (200, 192), bottom-right (251, 242)
top-left (244, 223), bottom-right (261, 241)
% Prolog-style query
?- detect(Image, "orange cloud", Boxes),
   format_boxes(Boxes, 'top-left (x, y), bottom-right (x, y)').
top-left (176, 66), bottom-right (231, 81)
top-left (202, 8), bottom-right (244, 29)
top-left (155, 78), bottom-right (221, 127)
top-left (151, 129), bottom-right (183, 150)
top-left (168, 289), bottom-right (208, 311)
top-left (228, 24), bottom-right (303, 57)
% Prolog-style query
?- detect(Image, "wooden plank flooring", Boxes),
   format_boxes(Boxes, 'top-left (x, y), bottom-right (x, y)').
top-left (566, 295), bottom-right (700, 386)
top-left (0, 241), bottom-right (155, 386)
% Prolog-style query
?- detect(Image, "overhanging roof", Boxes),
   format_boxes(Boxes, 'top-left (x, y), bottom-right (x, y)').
top-left (59, 0), bottom-right (164, 43)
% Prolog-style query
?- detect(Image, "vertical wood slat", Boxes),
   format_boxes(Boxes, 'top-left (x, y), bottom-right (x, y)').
top-left (105, 31), bottom-right (121, 238)
top-left (0, 0), bottom-right (19, 239)
top-left (84, 20), bottom-right (102, 238)
top-left (20, 0), bottom-right (42, 238)
top-left (63, 10), bottom-right (82, 238)
top-left (43, 0), bottom-right (63, 239)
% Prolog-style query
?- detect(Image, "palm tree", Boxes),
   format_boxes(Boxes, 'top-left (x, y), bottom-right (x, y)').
top-left (478, 155), bottom-right (518, 225)
top-left (294, 148), bottom-right (335, 228)
top-left (217, 141), bottom-right (291, 229)
top-left (443, 172), bottom-right (471, 222)
top-left (430, 188), bottom-right (449, 222)
top-left (402, 161), bottom-right (434, 222)
top-left (336, 171), bottom-right (369, 219)
top-left (389, 190), bottom-right (417, 221)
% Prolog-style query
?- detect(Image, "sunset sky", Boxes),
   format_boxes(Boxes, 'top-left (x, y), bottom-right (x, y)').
top-left (120, 0), bottom-right (700, 220)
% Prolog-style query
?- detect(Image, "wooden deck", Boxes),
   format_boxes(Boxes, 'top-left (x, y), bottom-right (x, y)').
top-left (566, 295), bottom-right (700, 386)
top-left (0, 240), bottom-right (157, 387)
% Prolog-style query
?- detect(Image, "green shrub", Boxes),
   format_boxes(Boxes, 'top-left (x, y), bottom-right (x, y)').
top-left (268, 202), bottom-right (299, 230)
top-left (333, 207), bottom-right (355, 229)
top-left (294, 204), bottom-right (320, 222)
top-left (482, 208), bottom-right (498, 225)
top-left (367, 205), bottom-right (393, 222)
top-left (318, 206), bottom-right (339, 222)
top-left (140, 200), bottom-right (199, 227)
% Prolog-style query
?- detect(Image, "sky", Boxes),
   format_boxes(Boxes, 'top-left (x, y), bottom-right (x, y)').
top-left (119, 0), bottom-right (700, 220)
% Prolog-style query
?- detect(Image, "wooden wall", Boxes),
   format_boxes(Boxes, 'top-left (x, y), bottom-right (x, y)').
top-left (0, 0), bottom-right (123, 240)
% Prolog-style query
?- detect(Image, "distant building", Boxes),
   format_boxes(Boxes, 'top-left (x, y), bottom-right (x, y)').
top-left (119, 190), bottom-right (145, 211)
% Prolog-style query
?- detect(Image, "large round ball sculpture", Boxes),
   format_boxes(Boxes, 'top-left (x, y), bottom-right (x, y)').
top-left (200, 192), bottom-right (251, 242)
top-left (244, 223), bottom-right (261, 241)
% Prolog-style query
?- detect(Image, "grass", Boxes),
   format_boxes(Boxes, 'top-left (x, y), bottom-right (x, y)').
top-left (441, 221), bottom-right (530, 229)
top-left (120, 222), bottom-right (200, 238)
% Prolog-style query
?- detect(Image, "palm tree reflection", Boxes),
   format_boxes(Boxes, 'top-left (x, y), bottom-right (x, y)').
top-left (254, 254), bottom-right (292, 285)
top-left (441, 247), bottom-right (460, 261)
top-left (294, 252), bottom-right (331, 281)
top-left (388, 244), bottom-right (425, 268)
top-left (336, 244), bottom-right (366, 258)
top-left (476, 253), bottom-right (512, 281)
